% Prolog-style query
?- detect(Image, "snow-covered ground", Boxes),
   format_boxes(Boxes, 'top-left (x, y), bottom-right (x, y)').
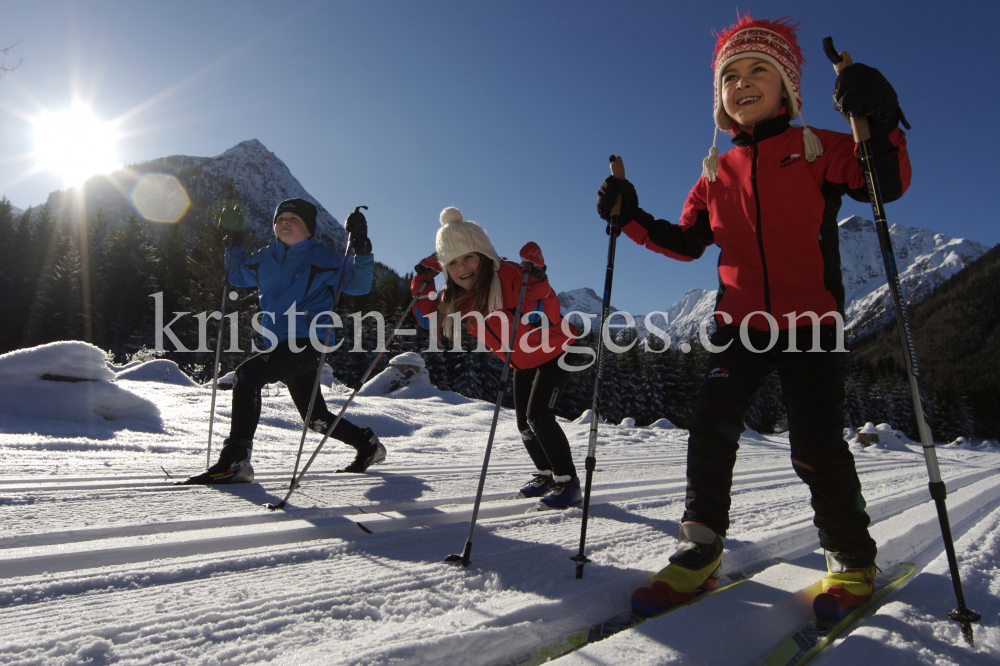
top-left (1, 343), bottom-right (998, 665)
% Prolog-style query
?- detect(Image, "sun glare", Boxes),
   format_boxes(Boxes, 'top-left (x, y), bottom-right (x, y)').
top-left (33, 104), bottom-right (121, 187)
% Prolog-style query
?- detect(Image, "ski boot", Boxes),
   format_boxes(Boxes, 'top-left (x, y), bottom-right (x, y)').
top-left (813, 549), bottom-right (876, 622)
top-left (631, 522), bottom-right (724, 616)
top-left (179, 438), bottom-right (254, 484)
top-left (533, 476), bottom-right (582, 511)
top-left (336, 428), bottom-right (386, 473)
top-left (514, 472), bottom-right (555, 499)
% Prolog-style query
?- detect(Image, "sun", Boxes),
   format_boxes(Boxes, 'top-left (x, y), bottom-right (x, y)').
top-left (32, 103), bottom-right (121, 187)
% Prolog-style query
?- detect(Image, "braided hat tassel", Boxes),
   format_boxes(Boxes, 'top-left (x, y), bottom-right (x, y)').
top-left (799, 111), bottom-right (823, 162)
top-left (703, 127), bottom-right (720, 182)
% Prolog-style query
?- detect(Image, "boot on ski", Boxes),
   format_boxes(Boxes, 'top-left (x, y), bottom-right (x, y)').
top-left (514, 472), bottom-right (555, 499)
top-left (532, 476), bottom-right (582, 511)
top-left (336, 428), bottom-right (386, 473)
top-left (813, 549), bottom-right (876, 622)
top-left (179, 438), bottom-right (254, 485)
top-left (631, 522), bottom-right (724, 616)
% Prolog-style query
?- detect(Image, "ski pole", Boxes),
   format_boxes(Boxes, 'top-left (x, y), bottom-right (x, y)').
top-left (823, 37), bottom-right (980, 646)
top-left (572, 154), bottom-right (625, 580)
top-left (285, 214), bottom-right (363, 493)
top-left (265, 279), bottom-right (437, 510)
top-left (444, 266), bottom-right (531, 567)
top-left (206, 237), bottom-right (234, 469)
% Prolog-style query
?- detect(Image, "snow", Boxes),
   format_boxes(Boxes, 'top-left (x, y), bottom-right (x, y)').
top-left (115, 359), bottom-right (198, 386)
top-left (0, 344), bottom-right (998, 664)
top-left (0, 340), bottom-right (114, 382)
top-left (357, 352), bottom-right (438, 398)
top-left (0, 342), bottom-right (162, 434)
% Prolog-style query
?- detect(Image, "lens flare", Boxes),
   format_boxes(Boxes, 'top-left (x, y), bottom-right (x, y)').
top-left (131, 174), bottom-right (190, 223)
top-left (32, 103), bottom-right (121, 187)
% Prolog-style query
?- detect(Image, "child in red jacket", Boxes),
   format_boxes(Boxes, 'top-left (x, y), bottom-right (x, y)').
top-left (596, 15), bottom-right (911, 618)
top-left (412, 207), bottom-right (580, 510)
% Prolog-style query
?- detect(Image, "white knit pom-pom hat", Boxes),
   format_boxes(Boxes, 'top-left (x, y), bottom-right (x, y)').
top-left (435, 207), bottom-right (504, 337)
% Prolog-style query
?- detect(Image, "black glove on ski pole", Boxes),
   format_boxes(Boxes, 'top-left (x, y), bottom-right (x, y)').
top-left (444, 266), bottom-right (532, 567)
top-left (573, 155), bottom-right (625, 579)
top-left (266, 278), bottom-right (436, 510)
top-left (824, 37), bottom-right (980, 646)
top-left (206, 202), bottom-right (246, 468)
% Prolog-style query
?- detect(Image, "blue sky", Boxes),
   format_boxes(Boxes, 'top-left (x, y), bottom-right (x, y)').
top-left (2, 0), bottom-right (998, 315)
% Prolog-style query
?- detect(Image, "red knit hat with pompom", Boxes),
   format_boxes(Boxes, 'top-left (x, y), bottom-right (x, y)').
top-left (702, 13), bottom-right (822, 182)
top-left (712, 14), bottom-right (804, 130)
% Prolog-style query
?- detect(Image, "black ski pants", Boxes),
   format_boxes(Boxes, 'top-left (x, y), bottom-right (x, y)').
top-left (229, 339), bottom-right (363, 449)
top-left (512, 355), bottom-right (577, 478)
top-left (682, 325), bottom-right (876, 559)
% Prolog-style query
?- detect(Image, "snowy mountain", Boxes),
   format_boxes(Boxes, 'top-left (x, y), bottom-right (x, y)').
top-left (838, 216), bottom-right (989, 338)
top-left (42, 139), bottom-right (347, 250)
top-left (561, 216), bottom-right (990, 342)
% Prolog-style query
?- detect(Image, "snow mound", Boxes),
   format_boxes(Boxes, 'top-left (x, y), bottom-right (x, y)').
top-left (620, 417), bottom-right (636, 428)
top-left (115, 359), bottom-right (197, 386)
top-left (648, 418), bottom-right (680, 429)
top-left (357, 352), bottom-right (437, 398)
top-left (949, 436), bottom-right (973, 449)
top-left (0, 342), bottom-right (161, 430)
top-left (852, 422), bottom-right (911, 452)
top-left (0, 341), bottom-right (114, 382)
top-left (217, 369), bottom-right (237, 389)
top-left (107, 359), bottom-right (143, 372)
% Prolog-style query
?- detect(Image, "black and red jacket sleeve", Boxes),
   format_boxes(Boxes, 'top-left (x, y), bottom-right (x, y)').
top-left (821, 126), bottom-right (911, 202)
top-left (620, 180), bottom-right (715, 262)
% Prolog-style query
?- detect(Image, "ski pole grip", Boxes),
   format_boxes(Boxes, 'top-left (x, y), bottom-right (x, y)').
top-left (608, 155), bottom-right (626, 219)
top-left (822, 37), bottom-right (870, 144)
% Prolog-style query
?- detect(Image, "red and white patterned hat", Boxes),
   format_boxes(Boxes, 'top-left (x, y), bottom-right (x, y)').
top-left (712, 14), bottom-right (804, 131)
top-left (702, 14), bottom-right (822, 182)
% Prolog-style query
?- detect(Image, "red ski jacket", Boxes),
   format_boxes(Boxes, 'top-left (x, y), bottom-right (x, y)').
top-left (622, 115), bottom-right (911, 331)
top-left (412, 261), bottom-right (575, 370)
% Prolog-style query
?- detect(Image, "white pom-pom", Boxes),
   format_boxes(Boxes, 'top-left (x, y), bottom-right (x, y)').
top-left (440, 207), bottom-right (464, 226)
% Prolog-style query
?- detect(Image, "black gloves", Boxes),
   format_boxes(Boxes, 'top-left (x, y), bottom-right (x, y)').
top-left (833, 63), bottom-right (910, 137)
top-left (345, 206), bottom-right (372, 255)
top-left (596, 176), bottom-right (639, 228)
top-left (216, 204), bottom-right (246, 245)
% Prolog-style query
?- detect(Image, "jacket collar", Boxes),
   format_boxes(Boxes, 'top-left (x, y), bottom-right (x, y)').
top-left (732, 114), bottom-right (791, 147)
top-left (273, 237), bottom-right (314, 257)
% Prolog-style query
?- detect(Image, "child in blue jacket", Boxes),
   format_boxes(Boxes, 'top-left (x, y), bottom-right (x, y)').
top-left (184, 198), bottom-right (382, 484)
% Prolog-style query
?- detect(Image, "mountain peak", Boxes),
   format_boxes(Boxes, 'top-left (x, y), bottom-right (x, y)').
top-left (42, 140), bottom-right (347, 250)
top-left (839, 215), bottom-right (871, 232)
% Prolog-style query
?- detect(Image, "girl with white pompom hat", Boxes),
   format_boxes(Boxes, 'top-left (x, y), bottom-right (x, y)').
top-left (411, 207), bottom-right (582, 511)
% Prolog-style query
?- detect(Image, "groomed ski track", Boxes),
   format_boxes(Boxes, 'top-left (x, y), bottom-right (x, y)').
top-left (1, 381), bottom-right (998, 664)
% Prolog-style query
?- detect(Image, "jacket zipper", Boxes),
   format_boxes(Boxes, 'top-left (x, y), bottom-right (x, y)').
top-left (751, 140), bottom-right (772, 315)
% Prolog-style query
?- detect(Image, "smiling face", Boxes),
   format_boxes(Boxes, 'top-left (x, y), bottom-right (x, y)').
top-left (446, 253), bottom-right (481, 290)
top-left (721, 57), bottom-right (788, 132)
top-left (274, 212), bottom-right (312, 246)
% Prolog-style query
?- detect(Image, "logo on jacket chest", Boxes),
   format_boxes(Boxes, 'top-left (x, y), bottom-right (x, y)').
top-left (779, 153), bottom-right (802, 168)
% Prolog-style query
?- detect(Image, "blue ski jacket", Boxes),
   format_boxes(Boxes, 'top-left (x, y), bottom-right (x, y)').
top-left (226, 238), bottom-right (374, 347)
